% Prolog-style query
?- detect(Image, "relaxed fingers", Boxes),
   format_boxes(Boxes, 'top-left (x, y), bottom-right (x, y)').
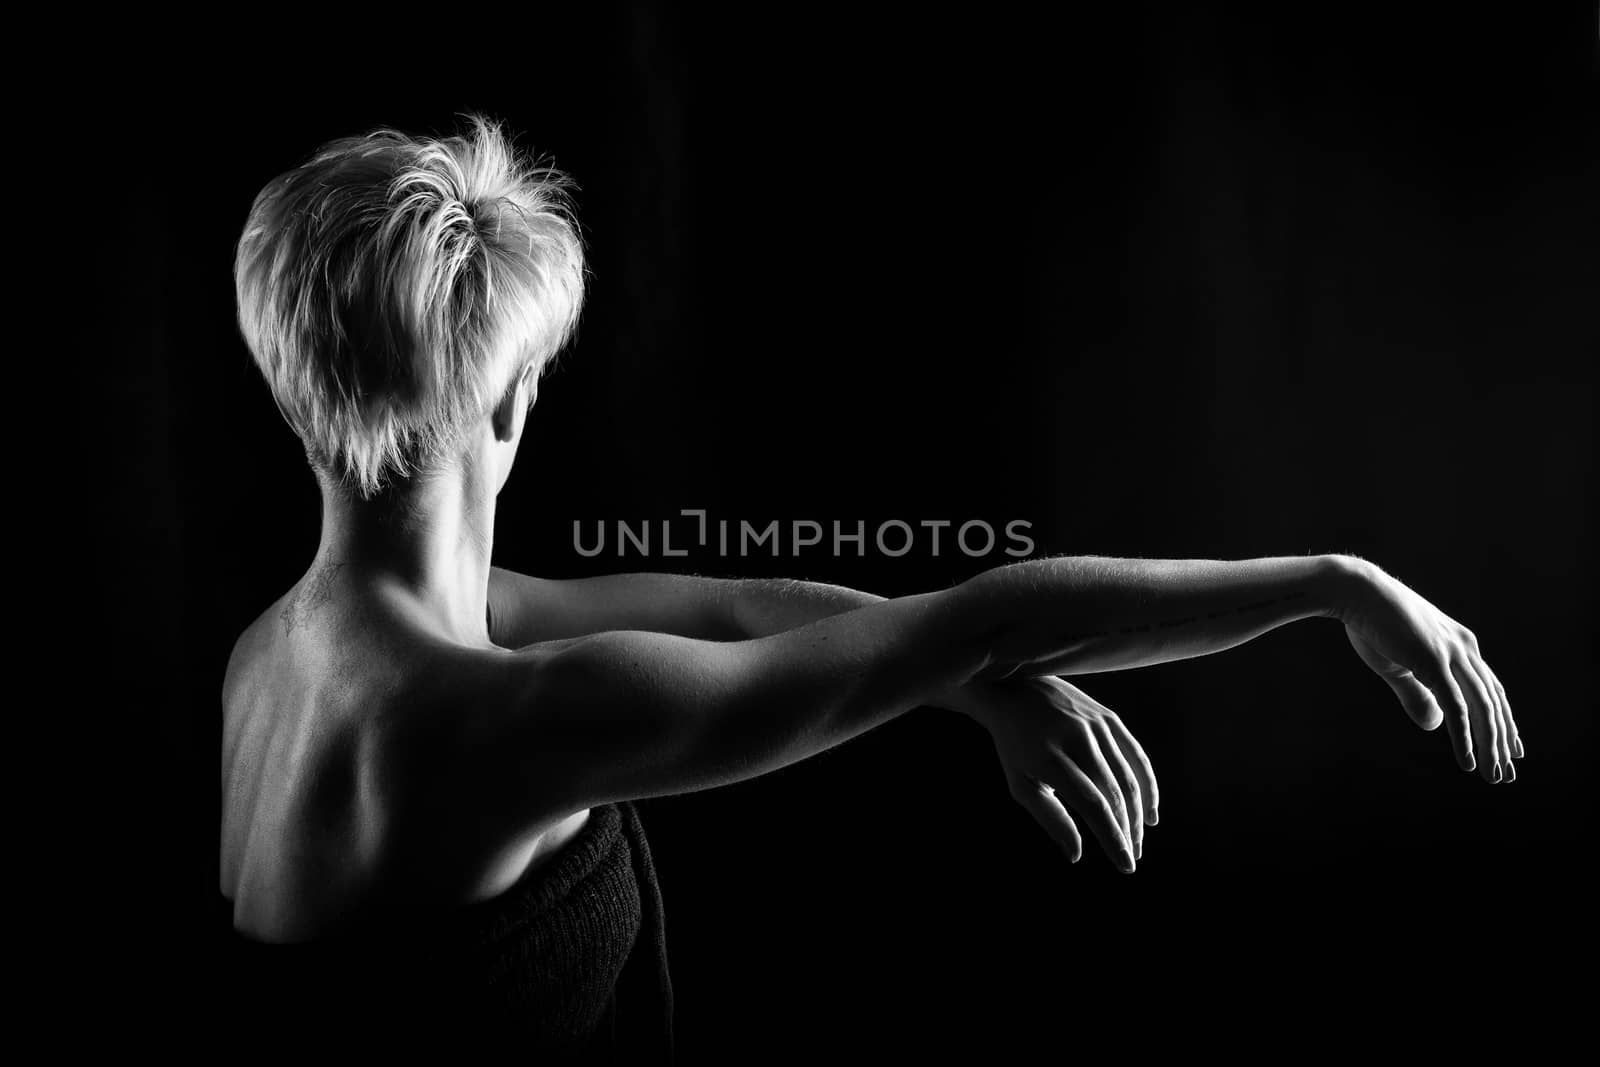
top-left (1472, 659), bottom-right (1511, 778)
top-left (1478, 660), bottom-right (1512, 780)
top-left (1482, 662), bottom-right (1519, 779)
top-left (1424, 658), bottom-right (1475, 772)
top-left (1487, 665), bottom-right (1523, 760)
top-left (1048, 757), bottom-right (1135, 873)
top-left (1105, 715), bottom-right (1160, 827)
top-left (1094, 720), bottom-right (1144, 861)
top-left (1011, 776), bottom-right (1084, 862)
top-left (1077, 735), bottom-right (1132, 847)
top-left (1453, 657), bottom-right (1502, 783)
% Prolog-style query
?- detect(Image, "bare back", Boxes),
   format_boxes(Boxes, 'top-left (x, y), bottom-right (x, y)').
top-left (220, 567), bottom-right (589, 944)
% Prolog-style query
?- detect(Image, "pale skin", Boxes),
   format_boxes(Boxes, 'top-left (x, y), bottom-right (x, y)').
top-left (220, 366), bottom-right (1524, 943)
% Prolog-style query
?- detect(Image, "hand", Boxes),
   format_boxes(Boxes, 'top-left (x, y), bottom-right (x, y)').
top-left (947, 675), bottom-right (1158, 873)
top-left (1335, 557), bottom-right (1523, 783)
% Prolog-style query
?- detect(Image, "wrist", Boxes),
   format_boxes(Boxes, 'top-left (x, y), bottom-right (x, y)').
top-left (1316, 554), bottom-right (1377, 622)
top-left (931, 682), bottom-right (993, 725)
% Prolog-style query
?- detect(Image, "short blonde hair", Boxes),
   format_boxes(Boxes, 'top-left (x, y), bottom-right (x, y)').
top-left (234, 114), bottom-right (586, 498)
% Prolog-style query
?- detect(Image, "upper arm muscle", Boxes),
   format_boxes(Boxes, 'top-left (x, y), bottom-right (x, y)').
top-left (487, 567), bottom-right (743, 647)
top-left (428, 586), bottom-right (985, 831)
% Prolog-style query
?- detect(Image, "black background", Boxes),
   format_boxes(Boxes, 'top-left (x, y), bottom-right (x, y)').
top-left (78, 3), bottom-right (1593, 1055)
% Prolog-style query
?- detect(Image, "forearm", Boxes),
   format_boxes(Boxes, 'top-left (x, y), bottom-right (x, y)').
top-left (704, 553), bottom-right (1355, 749)
top-left (719, 577), bottom-right (1012, 716)
top-left (965, 553), bottom-right (1354, 677)
top-left (720, 556), bottom-right (1349, 705)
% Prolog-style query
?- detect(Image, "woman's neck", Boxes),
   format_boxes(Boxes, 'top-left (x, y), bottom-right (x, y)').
top-left (312, 457), bottom-right (497, 644)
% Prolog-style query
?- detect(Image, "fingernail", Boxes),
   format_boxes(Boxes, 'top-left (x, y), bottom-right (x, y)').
top-left (1149, 807), bottom-right (1159, 826)
top-left (1506, 761), bottom-right (1517, 783)
top-left (1492, 762), bottom-right (1502, 783)
top-left (1514, 740), bottom-right (1525, 758)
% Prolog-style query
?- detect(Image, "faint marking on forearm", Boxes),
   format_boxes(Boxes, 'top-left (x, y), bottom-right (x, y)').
top-left (1046, 590), bottom-right (1310, 643)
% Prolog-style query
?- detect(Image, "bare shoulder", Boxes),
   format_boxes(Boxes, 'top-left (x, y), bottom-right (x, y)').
top-left (222, 595), bottom-right (287, 707)
top-left (220, 575), bottom-right (732, 935)
top-left (352, 627), bottom-right (707, 850)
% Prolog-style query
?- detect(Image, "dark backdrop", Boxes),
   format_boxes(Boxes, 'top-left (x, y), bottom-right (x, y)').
top-left (80, 3), bottom-right (1593, 1055)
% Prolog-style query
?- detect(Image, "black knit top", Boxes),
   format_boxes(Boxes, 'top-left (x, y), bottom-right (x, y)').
top-left (217, 801), bottom-right (674, 1059)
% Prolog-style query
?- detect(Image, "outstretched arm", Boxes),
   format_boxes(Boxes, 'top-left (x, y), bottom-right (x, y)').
top-left (487, 565), bottom-right (1160, 864)
top-left (505, 554), bottom-right (1353, 805)
top-left (432, 553), bottom-right (1515, 874)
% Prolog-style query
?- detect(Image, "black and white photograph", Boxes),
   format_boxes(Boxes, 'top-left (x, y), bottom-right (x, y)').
top-left (71, 4), bottom-right (1594, 1058)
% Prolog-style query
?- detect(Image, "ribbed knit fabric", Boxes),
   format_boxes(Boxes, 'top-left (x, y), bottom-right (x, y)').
top-left (217, 801), bottom-right (673, 1060)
